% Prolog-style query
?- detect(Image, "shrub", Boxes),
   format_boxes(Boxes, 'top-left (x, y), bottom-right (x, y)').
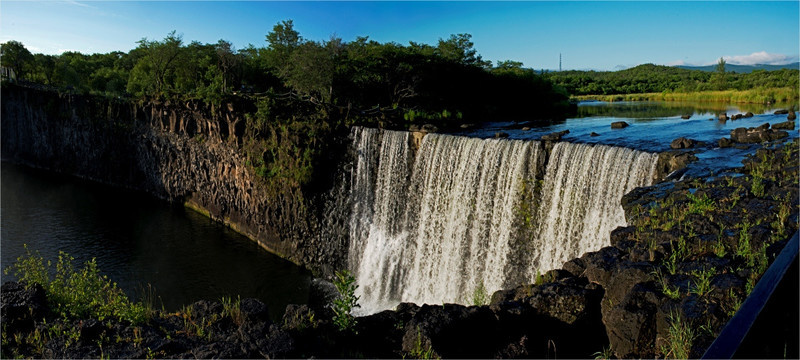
top-left (4, 246), bottom-right (147, 324)
top-left (686, 192), bottom-right (715, 215)
top-left (471, 282), bottom-right (488, 306)
top-left (332, 269), bottom-right (360, 331)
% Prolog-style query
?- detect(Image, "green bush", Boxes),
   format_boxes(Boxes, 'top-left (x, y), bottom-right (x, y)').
top-left (4, 246), bottom-right (147, 324)
top-left (332, 269), bottom-right (360, 331)
top-left (471, 282), bottom-right (488, 306)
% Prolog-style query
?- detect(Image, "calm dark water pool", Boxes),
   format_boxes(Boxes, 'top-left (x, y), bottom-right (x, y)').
top-left (0, 162), bottom-right (311, 319)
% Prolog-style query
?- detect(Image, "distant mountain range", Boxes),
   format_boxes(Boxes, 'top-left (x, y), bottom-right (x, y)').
top-left (676, 62), bottom-right (799, 73)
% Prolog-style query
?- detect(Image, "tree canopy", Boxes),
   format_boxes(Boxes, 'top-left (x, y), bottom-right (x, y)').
top-left (545, 63), bottom-right (798, 95)
top-left (1, 22), bottom-right (573, 124)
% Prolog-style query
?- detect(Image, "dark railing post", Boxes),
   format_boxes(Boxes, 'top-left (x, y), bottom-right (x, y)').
top-left (702, 231), bottom-right (799, 359)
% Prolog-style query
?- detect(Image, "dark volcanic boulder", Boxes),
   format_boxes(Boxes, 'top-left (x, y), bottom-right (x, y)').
top-left (730, 123), bottom-right (789, 143)
top-left (718, 113), bottom-right (729, 121)
top-left (1, 281), bottom-right (47, 331)
top-left (579, 246), bottom-right (624, 287)
top-left (788, 111), bottom-right (796, 120)
top-left (603, 283), bottom-right (664, 358)
top-left (494, 131), bottom-right (510, 139)
top-left (670, 137), bottom-right (698, 149)
top-left (401, 304), bottom-right (500, 358)
top-left (590, 131), bottom-right (600, 137)
top-left (654, 151), bottom-right (697, 181)
top-left (541, 130), bottom-right (569, 141)
top-left (744, 111), bottom-right (754, 118)
top-left (719, 137), bottom-right (734, 148)
top-left (190, 299), bottom-right (224, 321)
top-left (774, 109), bottom-right (789, 115)
top-left (524, 279), bottom-right (603, 325)
top-left (421, 124), bottom-right (439, 133)
top-left (772, 120), bottom-right (795, 130)
top-left (681, 114), bottom-right (691, 119)
top-left (240, 298), bottom-right (271, 323)
top-left (611, 121), bottom-right (629, 129)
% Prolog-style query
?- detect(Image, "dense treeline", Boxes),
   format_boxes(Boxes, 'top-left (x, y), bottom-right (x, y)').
top-left (545, 63), bottom-right (799, 98)
top-left (0, 21), bottom-right (576, 194)
top-left (0, 21), bottom-right (572, 125)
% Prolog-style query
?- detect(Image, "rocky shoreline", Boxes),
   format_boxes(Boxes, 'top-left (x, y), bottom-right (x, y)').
top-left (3, 138), bottom-right (797, 358)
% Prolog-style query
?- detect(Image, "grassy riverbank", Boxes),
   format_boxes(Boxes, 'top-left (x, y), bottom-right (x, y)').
top-left (572, 87), bottom-right (799, 106)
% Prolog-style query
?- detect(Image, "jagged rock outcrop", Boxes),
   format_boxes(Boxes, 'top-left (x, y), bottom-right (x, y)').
top-left (730, 123), bottom-right (789, 143)
top-left (653, 151), bottom-right (697, 181)
top-left (0, 84), bottom-right (347, 276)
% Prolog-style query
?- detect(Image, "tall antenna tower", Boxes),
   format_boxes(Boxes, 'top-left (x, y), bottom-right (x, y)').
top-left (559, 53), bottom-right (562, 72)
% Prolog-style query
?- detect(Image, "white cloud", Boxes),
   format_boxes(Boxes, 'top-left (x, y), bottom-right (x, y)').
top-left (665, 52), bottom-right (799, 67)
top-left (722, 51), bottom-right (798, 65)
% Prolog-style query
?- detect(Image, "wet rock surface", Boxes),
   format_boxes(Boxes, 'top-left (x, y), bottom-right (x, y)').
top-left (541, 129), bottom-right (569, 141)
top-left (611, 121), bottom-right (629, 129)
top-left (730, 123), bottom-right (789, 143)
top-left (670, 137), bottom-right (700, 149)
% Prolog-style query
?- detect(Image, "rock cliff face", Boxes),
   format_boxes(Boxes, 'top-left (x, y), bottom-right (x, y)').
top-left (1, 85), bottom-right (346, 275)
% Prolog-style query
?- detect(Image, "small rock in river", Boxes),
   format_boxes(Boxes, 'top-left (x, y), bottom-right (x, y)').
top-left (494, 131), bottom-right (509, 139)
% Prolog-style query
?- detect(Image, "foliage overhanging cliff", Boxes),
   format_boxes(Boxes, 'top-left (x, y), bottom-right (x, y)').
top-left (1, 20), bottom-right (574, 127)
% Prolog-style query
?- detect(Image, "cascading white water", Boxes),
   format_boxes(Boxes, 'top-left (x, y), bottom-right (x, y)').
top-left (347, 127), bottom-right (658, 314)
top-left (529, 142), bottom-right (658, 275)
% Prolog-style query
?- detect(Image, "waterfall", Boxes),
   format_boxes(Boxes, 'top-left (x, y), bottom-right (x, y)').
top-left (530, 142), bottom-right (658, 275)
top-left (346, 127), bottom-right (657, 314)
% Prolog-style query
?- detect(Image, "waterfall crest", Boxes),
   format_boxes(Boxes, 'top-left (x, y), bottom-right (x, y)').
top-left (346, 127), bottom-right (657, 314)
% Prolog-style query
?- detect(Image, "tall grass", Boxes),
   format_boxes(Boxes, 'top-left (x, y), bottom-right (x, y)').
top-left (573, 87), bottom-right (799, 105)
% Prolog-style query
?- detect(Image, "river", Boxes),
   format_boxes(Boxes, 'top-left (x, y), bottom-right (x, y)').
top-left (0, 162), bottom-right (311, 320)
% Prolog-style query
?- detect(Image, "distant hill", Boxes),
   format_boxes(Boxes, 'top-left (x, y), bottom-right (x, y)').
top-left (676, 62), bottom-right (799, 73)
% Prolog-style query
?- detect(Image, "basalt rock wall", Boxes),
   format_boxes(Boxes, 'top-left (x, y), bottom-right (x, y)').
top-left (1, 84), bottom-right (346, 275)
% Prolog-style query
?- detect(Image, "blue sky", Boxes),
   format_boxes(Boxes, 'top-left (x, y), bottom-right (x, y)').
top-left (1, 1), bottom-right (798, 71)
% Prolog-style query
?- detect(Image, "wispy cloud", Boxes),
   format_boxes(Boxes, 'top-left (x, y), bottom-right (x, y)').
top-left (722, 51), bottom-right (798, 65)
top-left (666, 60), bottom-right (688, 66)
top-left (63, 0), bottom-right (96, 9)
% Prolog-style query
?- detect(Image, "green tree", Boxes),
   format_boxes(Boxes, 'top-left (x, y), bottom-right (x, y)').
top-left (32, 53), bottom-right (57, 85)
top-left (286, 40), bottom-right (336, 103)
top-left (436, 33), bottom-right (490, 68)
top-left (215, 39), bottom-right (237, 93)
top-left (126, 31), bottom-right (184, 97)
top-left (1, 40), bottom-right (34, 80)
top-left (493, 60), bottom-right (525, 76)
top-left (716, 57), bottom-right (727, 73)
top-left (265, 20), bottom-right (302, 80)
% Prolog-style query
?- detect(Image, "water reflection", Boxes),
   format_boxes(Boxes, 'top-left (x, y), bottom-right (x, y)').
top-left (1, 162), bottom-right (311, 320)
top-left (575, 100), bottom-right (794, 119)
